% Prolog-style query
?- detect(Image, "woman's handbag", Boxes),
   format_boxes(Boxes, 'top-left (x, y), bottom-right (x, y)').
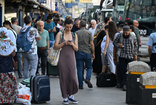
top-left (47, 33), bottom-right (62, 66)
top-left (47, 46), bottom-right (62, 66)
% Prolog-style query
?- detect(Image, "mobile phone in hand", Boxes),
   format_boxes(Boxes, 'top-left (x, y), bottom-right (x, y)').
top-left (68, 40), bottom-right (72, 42)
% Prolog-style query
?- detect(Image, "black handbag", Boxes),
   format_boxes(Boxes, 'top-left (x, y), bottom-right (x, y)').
top-left (96, 72), bottom-right (117, 87)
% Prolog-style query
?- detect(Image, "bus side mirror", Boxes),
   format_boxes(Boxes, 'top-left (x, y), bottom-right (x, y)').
top-left (152, 0), bottom-right (156, 6)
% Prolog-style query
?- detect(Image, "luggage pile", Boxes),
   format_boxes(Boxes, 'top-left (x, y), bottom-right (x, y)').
top-left (16, 75), bottom-right (51, 105)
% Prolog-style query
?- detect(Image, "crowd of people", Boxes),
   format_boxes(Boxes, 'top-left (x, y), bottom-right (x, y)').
top-left (0, 13), bottom-right (156, 104)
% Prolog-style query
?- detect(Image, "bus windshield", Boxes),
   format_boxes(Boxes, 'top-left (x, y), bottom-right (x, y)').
top-left (125, 0), bottom-right (156, 22)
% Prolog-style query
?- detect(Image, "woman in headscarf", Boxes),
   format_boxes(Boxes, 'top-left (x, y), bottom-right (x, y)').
top-left (0, 27), bottom-right (18, 104)
top-left (92, 22), bottom-right (106, 74)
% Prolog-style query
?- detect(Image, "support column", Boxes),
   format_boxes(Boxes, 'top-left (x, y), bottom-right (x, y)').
top-left (0, 4), bottom-right (2, 27)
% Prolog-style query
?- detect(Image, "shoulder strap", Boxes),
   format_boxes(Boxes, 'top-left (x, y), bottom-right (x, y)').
top-left (93, 30), bottom-right (102, 39)
top-left (10, 29), bottom-right (17, 38)
top-left (20, 26), bottom-right (31, 34)
top-left (59, 31), bottom-right (63, 44)
top-left (120, 33), bottom-right (123, 44)
top-left (25, 26), bottom-right (31, 33)
top-left (72, 32), bottom-right (75, 41)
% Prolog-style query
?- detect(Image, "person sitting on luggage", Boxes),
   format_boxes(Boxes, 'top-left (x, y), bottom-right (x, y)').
top-left (0, 27), bottom-right (18, 104)
top-left (36, 21), bottom-right (49, 75)
top-left (114, 25), bottom-right (138, 91)
top-left (54, 16), bottom-right (79, 104)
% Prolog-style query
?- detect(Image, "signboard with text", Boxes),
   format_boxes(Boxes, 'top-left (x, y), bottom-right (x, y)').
top-left (79, 0), bottom-right (92, 3)
top-left (65, 0), bottom-right (72, 3)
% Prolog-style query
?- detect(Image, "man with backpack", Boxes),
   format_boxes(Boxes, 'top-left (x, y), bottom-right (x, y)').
top-left (114, 25), bottom-right (138, 91)
top-left (75, 20), bottom-right (95, 89)
top-left (17, 16), bottom-right (41, 79)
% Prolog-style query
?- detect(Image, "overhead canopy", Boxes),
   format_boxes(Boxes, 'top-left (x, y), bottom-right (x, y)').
top-left (5, 0), bottom-right (51, 13)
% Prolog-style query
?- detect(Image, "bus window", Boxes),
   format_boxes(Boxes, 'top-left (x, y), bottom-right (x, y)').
top-left (152, 0), bottom-right (156, 5)
top-left (143, 0), bottom-right (152, 5)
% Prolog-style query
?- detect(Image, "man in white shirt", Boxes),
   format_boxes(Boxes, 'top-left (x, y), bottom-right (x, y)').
top-left (89, 20), bottom-right (97, 38)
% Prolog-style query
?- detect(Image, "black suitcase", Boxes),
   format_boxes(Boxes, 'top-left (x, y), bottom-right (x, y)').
top-left (47, 62), bottom-right (59, 76)
top-left (96, 72), bottom-right (117, 87)
top-left (30, 75), bottom-right (50, 103)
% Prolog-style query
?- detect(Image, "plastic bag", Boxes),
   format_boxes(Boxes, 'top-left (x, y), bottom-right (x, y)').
top-left (16, 83), bottom-right (32, 105)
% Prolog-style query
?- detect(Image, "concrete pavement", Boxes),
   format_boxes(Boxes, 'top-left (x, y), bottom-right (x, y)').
top-left (17, 73), bottom-right (128, 105)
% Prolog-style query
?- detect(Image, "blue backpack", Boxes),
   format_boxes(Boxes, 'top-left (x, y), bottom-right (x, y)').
top-left (16, 26), bottom-right (32, 52)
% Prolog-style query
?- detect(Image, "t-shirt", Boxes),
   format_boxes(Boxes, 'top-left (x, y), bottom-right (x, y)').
top-left (37, 29), bottom-right (49, 48)
top-left (147, 32), bottom-right (156, 53)
top-left (101, 36), bottom-right (106, 53)
top-left (89, 27), bottom-right (96, 38)
top-left (134, 27), bottom-right (140, 44)
top-left (76, 28), bottom-right (93, 54)
top-left (21, 26), bottom-right (40, 54)
top-left (44, 21), bottom-right (55, 41)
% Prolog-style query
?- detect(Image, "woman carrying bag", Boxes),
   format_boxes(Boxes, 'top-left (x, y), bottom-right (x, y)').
top-left (54, 16), bottom-right (79, 104)
top-left (0, 27), bottom-right (18, 104)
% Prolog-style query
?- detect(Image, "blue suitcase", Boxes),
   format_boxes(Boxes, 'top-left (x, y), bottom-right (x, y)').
top-left (30, 75), bottom-right (50, 103)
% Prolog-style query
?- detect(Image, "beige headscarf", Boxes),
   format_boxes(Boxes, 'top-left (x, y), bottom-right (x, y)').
top-left (94, 22), bottom-right (105, 37)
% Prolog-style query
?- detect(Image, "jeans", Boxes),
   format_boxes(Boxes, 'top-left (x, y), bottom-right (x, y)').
top-left (119, 57), bottom-right (133, 85)
top-left (17, 52), bottom-right (23, 78)
top-left (37, 48), bottom-right (47, 75)
top-left (23, 53), bottom-right (38, 79)
top-left (76, 51), bottom-right (92, 87)
top-left (49, 40), bottom-right (55, 48)
top-left (150, 53), bottom-right (156, 71)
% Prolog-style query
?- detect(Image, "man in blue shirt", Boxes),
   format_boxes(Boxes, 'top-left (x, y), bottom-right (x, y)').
top-left (44, 15), bottom-right (56, 48)
top-left (147, 30), bottom-right (156, 71)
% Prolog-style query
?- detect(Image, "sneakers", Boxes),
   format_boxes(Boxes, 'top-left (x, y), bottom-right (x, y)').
top-left (116, 83), bottom-right (122, 88)
top-left (63, 100), bottom-right (69, 104)
top-left (123, 85), bottom-right (126, 91)
top-left (79, 86), bottom-right (83, 89)
top-left (68, 96), bottom-right (78, 104)
top-left (84, 79), bottom-right (93, 88)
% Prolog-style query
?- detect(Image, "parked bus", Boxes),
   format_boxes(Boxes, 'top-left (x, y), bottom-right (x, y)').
top-left (124, 0), bottom-right (156, 61)
top-left (112, 0), bottom-right (125, 22)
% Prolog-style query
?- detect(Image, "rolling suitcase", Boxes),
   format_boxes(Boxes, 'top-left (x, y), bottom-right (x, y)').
top-left (96, 72), bottom-right (117, 87)
top-left (30, 75), bottom-right (50, 103)
top-left (47, 62), bottom-right (59, 76)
